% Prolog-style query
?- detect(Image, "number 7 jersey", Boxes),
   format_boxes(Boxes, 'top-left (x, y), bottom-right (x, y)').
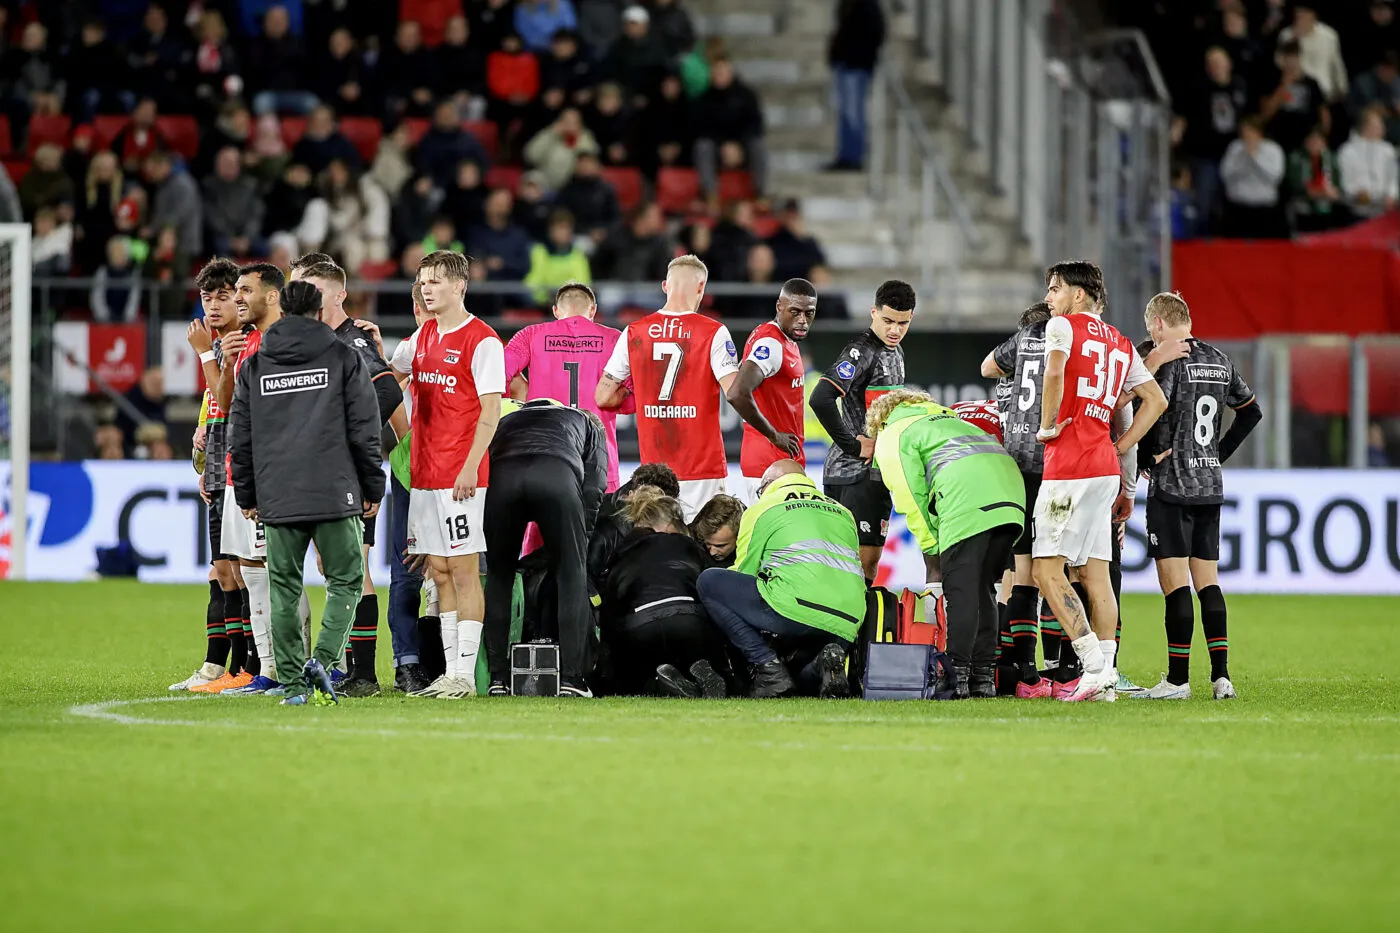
top-left (603, 310), bottom-right (739, 481)
top-left (1042, 312), bottom-right (1152, 481)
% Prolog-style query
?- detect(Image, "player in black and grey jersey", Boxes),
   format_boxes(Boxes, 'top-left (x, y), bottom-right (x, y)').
top-left (981, 302), bottom-right (1058, 694)
top-left (170, 259), bottom-right (253, 691)
top-left (808, 280), bottom-right (915, 582)
top-left (1136, 292), bottom-right (1262, 701)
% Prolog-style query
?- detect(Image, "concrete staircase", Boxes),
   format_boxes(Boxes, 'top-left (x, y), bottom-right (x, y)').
top-left (690, 0), bottom-right (1039, 325)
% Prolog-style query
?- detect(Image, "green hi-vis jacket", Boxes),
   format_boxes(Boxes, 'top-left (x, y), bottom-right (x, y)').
top-left (873, 401), bottom-right (1025, 555)
top-left (734, 473), bottom-right (868, 642)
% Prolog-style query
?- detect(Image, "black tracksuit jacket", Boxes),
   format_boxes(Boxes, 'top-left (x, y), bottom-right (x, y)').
top-left (231, 315), bottom-right (386, 523)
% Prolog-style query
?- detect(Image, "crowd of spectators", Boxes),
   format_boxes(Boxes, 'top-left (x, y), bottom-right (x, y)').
top-left (1136, 1), bottom-right (1400, 239)
top-left (0, 0), bottom-right (830, 320)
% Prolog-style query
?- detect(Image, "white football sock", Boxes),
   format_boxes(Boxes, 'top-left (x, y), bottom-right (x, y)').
top-left (1070, 633), bottom-right (1105, 674)
top-left (242, 566), bottom-right (277, 681)
top-left (1100, 640), bottom-right (1117, 675)
top-left (457, 620), bottom-right (483, 687)
top-left (440, 610), bottom-right (459, 679)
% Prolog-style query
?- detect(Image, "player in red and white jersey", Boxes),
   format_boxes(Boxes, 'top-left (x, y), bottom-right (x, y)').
top-left (950, 398), bottom-right (1004, 444)
top-left (1032, 261), bottom-right (1166, 701)
top-left (390, 250), bottom-right (504, 699)
top-left (595, 255), bottom-right (741, 521)
top-left (728, 278), bottom-right (816, 503)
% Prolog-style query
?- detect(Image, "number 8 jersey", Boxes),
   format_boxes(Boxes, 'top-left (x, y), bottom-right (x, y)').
top-left (603, 309), bottom-right (739, 481)
top-left (1147, 339), bottom-right (1253, 505)
top-left (1042, 312), bottom-right (1152, 481)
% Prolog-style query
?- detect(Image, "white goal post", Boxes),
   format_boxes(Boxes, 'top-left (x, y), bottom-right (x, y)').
top-left (1, 223), bottom-right (32, 580)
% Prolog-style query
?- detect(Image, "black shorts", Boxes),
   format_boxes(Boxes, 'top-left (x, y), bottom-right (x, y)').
top-left (1146, 498), bottom-right (1221, 561)
top-left (1012, 471), bottom-right (1042, 558)
top-left (207, 492), bottom-right (230, 564)
top-left (363, 509), bottom-right (376, 547)
top-left (825, 479), bottom-right (892, 548)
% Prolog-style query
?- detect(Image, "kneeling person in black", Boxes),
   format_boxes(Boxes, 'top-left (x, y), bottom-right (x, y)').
top-left (483, 399), bottom-right (609, 697)
top-left (599, 488), bottom-right (729, 698)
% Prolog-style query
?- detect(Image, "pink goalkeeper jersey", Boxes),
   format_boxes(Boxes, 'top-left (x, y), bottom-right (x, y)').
top-left (504, 315), bottom-right (631, 491)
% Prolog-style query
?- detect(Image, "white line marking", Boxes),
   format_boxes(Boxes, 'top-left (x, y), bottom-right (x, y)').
top-left (64, 697), bottom-right (1400, 763)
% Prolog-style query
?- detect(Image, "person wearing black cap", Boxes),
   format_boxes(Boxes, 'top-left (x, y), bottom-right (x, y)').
top-left (230, 280), bottom-right (386, 706)
top-left (482, 399), bottom-right (609, 697)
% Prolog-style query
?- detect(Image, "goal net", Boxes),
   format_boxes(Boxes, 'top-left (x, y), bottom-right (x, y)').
top-left (1, 223), bottom-right (33, 580)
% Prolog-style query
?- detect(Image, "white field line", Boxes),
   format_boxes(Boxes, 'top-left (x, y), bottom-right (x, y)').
top-left (64, 696), bottom-right (1400, 763)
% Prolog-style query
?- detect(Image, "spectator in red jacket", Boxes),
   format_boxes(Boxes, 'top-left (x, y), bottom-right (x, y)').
top-left (110, 98), bottom-right (170, 175)
top-left (488, 32), bottom-right (542, 152)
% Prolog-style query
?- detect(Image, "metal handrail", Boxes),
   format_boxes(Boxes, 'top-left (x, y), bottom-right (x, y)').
top-left (882, 67), bottom-right (980, 243)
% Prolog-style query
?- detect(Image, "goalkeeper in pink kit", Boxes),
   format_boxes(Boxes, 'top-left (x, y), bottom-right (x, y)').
top-left (504, 283), bottom-right (632, 493)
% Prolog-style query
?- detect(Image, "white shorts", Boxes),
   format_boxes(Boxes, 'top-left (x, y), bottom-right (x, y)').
top-left (740, 475), bottom-right (764, 506)
top-left (220, 484), bottom-right (266, 560)
top-left (408, 487), bottom-right (487, 556)
top-left (678, 478), bottom-right (726, 523)
top-left (1031, 475), bottom-right (1118, 567)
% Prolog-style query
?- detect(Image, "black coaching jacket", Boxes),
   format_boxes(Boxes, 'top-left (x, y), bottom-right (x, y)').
top-left (489, 399), bottom-right (609, 526)
top-left (230, 316), bottom-right (386, 524)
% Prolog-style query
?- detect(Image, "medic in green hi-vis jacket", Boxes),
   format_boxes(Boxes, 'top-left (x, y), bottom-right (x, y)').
top-left (868, 391), bottom-right (1025, 698)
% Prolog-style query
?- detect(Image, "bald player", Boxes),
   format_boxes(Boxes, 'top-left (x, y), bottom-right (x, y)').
top-left (728, 279), bottom-right (817, 503)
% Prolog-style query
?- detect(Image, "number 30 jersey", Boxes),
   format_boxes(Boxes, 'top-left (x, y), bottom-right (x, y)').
top-left (504, 315), bottom-right (626, 491)
top-left (991, 318), bottom-right (1049, 475)
top-left (603, 310), bottom-right (739, 481)
top-left (1147, 339), bottom-right (1253, 505)
top-left (1042, 312), bottom-right (1152, 481)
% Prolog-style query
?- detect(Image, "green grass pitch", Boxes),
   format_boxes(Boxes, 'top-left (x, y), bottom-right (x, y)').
top-left (1, 581), bottom-right (1397, 931)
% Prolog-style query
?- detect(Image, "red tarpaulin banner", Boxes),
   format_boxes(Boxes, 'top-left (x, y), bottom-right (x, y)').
top-left (1172, 240), bottom-right (1400, 339)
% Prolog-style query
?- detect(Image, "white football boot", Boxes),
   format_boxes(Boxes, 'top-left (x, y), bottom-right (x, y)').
top-left (169, 663), bottom-right (224, 691)
top-left (1137, 674), bottom-right (1192, 700)
top-left (1212, 677), bottom-right (1237, 700)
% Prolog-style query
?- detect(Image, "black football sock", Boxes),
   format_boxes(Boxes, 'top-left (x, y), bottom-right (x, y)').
top-left (996, 600), bottom-right (1013, 665)
top-left (1007, 585), bottom-right (1040, 680)
top-left (350, 594), bottom-right (379, 681)
top-left (1197, 585), bottom-right (1228, 681)
top-left (240, 587), bottom-right (260, 677)
top-left (222, 585), bottom-right (245, 675)
top-left (418, 615), bottom-right (444, 680)
top-left (204, 581), bottom-right (229, 667)
top-left (1164, 586), bottom-right (1194, 686)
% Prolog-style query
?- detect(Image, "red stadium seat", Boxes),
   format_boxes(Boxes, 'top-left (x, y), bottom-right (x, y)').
top-left (601, 167), bottom-right (643, 213)
top-left (462, 120), bottom-right (498, 160)
top-left (0, 116), bottom-right (11, 157)
top-left (485, 165), bottom-right (522, 191)
top-left (27, 114), bottom-right (72, 155)
top-left (656, 167), bottom-right (701, 214)
top-left (280, 116), bottom-right (307, 149)
top-left (93, 115), bottom-right (128, 150)
top-left (718, 170), bottom-right (756, 203)
top-left (402, 118), bottom-right (431, 147)
top-left (340, 116), bottom-right (383, 164)
top-left (156, 116), bottom-right (200, 159)
top-left (3, 159), bottom-right (29, 185)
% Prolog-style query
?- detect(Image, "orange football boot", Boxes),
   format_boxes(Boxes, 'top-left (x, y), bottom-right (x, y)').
top-left (191, 670), bottom-right (254, 693)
